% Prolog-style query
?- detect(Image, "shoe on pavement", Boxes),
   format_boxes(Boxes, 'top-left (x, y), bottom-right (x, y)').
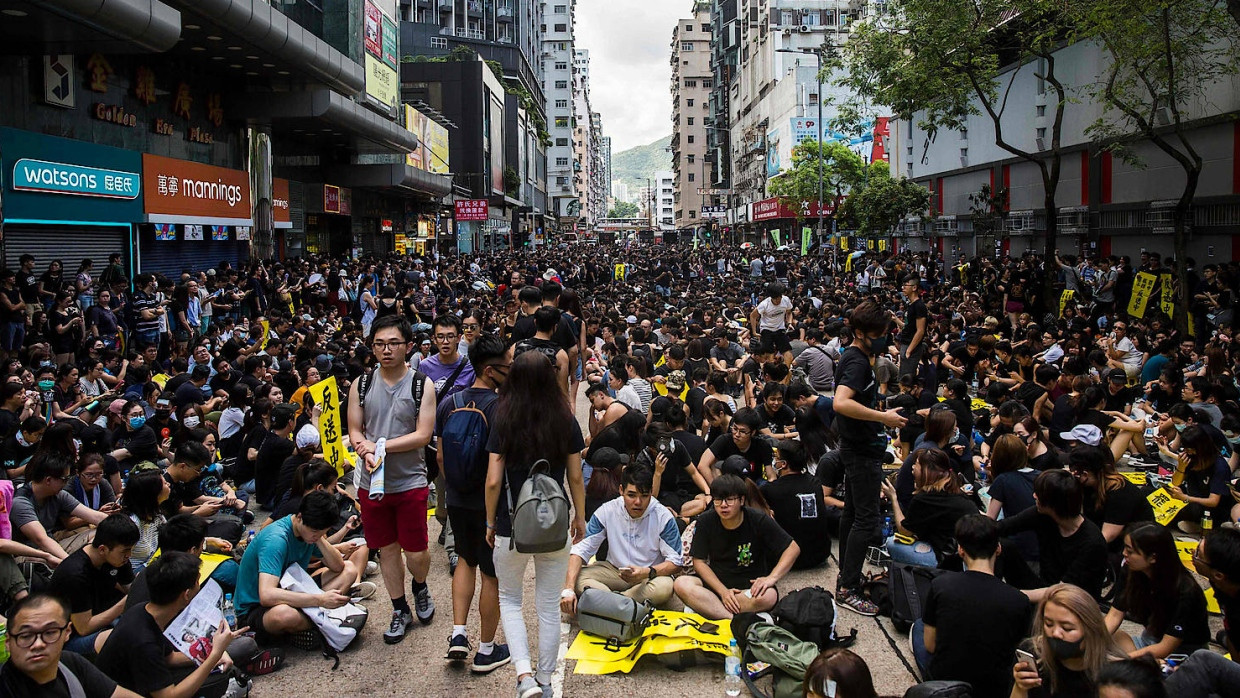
top-left (415, 586), bottom-right (435, 624)
top-left (471, 643), bottom-right (512, 674)
top-left (222, 676), bottom-right (252, 698)
top-left (364, 560), bottom-right (379, 578)
top-left (446, 633), bottom-right (471, 662)
top-left (837, 589), bottom-right (879, 617)
top-left (539, 682), bottom-right (553, 698)
top-left (349, 581), bottom-right (378, 602)
top-left (516, 676), bottom-right (542, 698)
top-left (384, 609), bottom-right (413, 644)
top-left (241, 647), bottom-right (285, 676)
top-left (448, 551), bottom-right (459, 576)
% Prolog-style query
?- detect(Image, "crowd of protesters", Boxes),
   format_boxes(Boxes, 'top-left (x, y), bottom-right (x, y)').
top-left (0, 241), bottom-right (1237, 698)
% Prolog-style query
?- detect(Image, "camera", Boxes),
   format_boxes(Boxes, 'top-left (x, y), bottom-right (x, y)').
top-left (655, 435), bottom-right (674, 455)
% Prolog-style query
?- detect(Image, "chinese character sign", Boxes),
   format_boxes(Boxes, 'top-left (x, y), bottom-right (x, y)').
top-left (1147, 487), bottom-right (1188, 526)
top-left (454, 199), bottom-right (489, 221)
top-left (134, 67), bottom-right (156, 105)
top-left (308, 377), bottom-right (353, 476)
top-left (1127, 272), bottom-right (1157, 318)
top-left (1159, 272), bottom-right (1175, 318)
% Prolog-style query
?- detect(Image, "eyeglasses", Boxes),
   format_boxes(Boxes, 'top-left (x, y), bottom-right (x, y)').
top-left (463, 323), bottom-right (481, 331)
top-left (81, 471), bottom-right (104, 480)
top-left (11, 623), bottom-right (70, 648)
top-left (713, 496), bottom-right (742, 507)
top-left (488, 362), bottom-right (512, 373)
top-left (730, 426), bottom-right (753, 437)
top-left (372, 341), bottom-right (410, 352)
top-left (434, 334), bottom-right (458, 342)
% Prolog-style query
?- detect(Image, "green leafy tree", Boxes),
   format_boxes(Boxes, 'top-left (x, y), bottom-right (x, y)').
top-left (1074, 0), bottom-right (1238, 333)
top-left (768, 139), bottom-right (867, 215)
top-left (968, 184), bottom-right (1009, 258)
top-left (608, 201), bottom-right (640, 218)
top-left (829, 0), bottom-right (1075, 304)
top-left (841, 169), bottom-right (932, 238)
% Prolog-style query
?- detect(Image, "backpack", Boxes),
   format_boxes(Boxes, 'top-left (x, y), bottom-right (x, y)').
top-left (280, 564), bottom-right (367, 670)
top-left (441, 391), bottom-right (492, 494)
top-left (889, 562), bottom-right (949, 633)
top-left (506, 458), bottom-right (569, 553)
top-left (740, 622), bottom-right (822, 698)
top-left (575, 588), bottom-right (653, 645)
top-left (903, 681), bottom-right (974, 698)
top-left (771, 586), bottom-right (856, 650)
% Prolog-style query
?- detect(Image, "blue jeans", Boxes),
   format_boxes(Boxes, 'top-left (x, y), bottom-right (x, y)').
top-left (65, 629), bottom-right (103, 656)
top-left (1165, 649), bottom-right (1240, 697)
top-left (1, 321), bottom-right (24, 351)
top-left (911, 619), bottom-right (933, 679)
top-left (886, 535), bottom-right (939, 566)
top-left (837, 451), bottom-right (884, 591)
top-left (237, 479), bottom-right (256, 496)
top-left (134, 329), bottom-right (159, 348)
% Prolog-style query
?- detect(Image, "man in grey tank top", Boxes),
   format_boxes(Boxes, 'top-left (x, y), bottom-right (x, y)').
top-left (348, 315), bottom-right (438, 644)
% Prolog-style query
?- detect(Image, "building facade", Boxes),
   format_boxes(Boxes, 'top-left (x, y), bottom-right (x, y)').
top-left (572, 49), bottom-right (600, 226)
top-left (655, 170), bottom-right (675, 230)
top-left (542, 0), bottom-right (578, 227)
top-left (671, 3), bottom-right (715, 231)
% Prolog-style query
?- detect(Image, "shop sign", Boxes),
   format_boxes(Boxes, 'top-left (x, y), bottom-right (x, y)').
top-left (380, 219), bottom-right (394, 232)
top-left (153, 119), bottom-right (175, 137)
top-left (93, 103), bottom-right (137, 128)
top-left (324, 184), bottom-right (341, 214)
top-left (454, 199), bottom-right (488, 221)
top-left (11, 158), bottom-right (139, 200)
top-left (86, 54), bottom-right (113, 92)
top-left (187, 127), bottom-right (214, 145)
top-left (142, 153), bottom-right (253, 225)
top-left (339, 188), bottom-right (352, 216)
top-left (272, 178), bottom-right (292, 229)
top-left (365, 55), bottom-right (399, 111)
top-left (134, 67), bottom-right (156, 105)
top-left (362, 0), bottom-right (398, 113)
top-left (394, 233), bottom-right (407, 253)
top-left (751, 197), bottom-right (834, 222)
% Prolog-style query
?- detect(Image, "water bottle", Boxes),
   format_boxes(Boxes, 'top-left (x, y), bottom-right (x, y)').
top-left (246, 529), bottom-right (256, 545)
top-left (978, 464), bottom-right (989, 487)
top-left (882, 515), bottom-right (894, 539)
top-left (1202, 511), bottom-right (1213, 533)
top-left (222, 593), bottom-right (237, 630)
top-left (724, 638), bottom-right (741, 697)
top-left (0, 621), bottom-right (8, 664)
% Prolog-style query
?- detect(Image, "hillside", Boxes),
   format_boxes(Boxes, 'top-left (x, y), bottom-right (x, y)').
top-left (611, 135), bottom-right (672, 202)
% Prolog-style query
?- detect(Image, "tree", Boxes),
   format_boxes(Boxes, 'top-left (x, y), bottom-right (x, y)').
top-left (829, 0), bottom-right (1075, 305)
top-left (768, 139), bottom-right (867, 213)
top-left (968, 184), bottom-right (1009, 258)
top-left (1074, 0), bottom-right (1238, 334)
top-left (608, 200), bottom-right (640, 219)
top-left (839, 168), bottom-right (931, 238)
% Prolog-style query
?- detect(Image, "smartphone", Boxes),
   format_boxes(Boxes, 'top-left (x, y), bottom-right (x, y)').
top-left (1015, 649), bottom-right (1036, 668)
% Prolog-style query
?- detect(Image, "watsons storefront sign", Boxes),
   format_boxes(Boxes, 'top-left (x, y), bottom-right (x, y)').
top-left (12, 158), bottom-right (140, 199)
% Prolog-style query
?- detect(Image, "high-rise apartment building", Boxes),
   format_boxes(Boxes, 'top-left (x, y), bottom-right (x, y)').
top-left (542, 0), bottom-right (578, 224)
top-left (601, 135), bottom-right (613, 206)
top-left (671, 3), bottom-right (715, 231)
top-left (572, 49), bottom-right (602, 225)
top-left (655, 171), bottom-right (676, 230)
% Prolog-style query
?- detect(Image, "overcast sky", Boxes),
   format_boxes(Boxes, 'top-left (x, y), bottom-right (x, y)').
top-left (577, 0), bottom-right (687, 152)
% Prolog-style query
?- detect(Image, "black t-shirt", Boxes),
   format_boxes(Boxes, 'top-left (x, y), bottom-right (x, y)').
top-left (672, 429), bottom-right (708, 467)
top-left (835, 346), bottom-right (885, 458)
top-left (947, 343), bottom-right (985, 382)
top-left (898, 299), bottom-right (927, 345)
top-left (923, 570), bottom-right (1033, 697)
top-left (1113, 571), bottom-right (1209, 645)
top-left (999, 508), bottom-right (1108, 598)
top-left (759, 404), bottom-right (796, 435)
top-left (485, 419), bottom-right (585, 537)
top-left (48, 548), bottom-right (133, 617)
top-left (708, 433), bottom-right (773, 482)
top-left (97, 604), bottom-right (177, 696)
top-left (0, 650), bottom-right (118, 698)
top-left (689, 507), bottom-right (794, 589)
top-left (1103, 386), bottom-right (1136, 412)
top-left (760, 473), bottom-right (829, 569)
top-left (1082, 480), bottom-right (1154, 544)
top-left (173, 380), bottom-right (207, 409)
top-left (0, 407), bottom-right (20, 440)
top-left (255, 432), bottom-right (295, 506)
top-left (113, 425), bottom-right (159, 465)
top-left (901, 491), bottom-right (980, 557)
top-left (435, 387), bottom-right (500, 511)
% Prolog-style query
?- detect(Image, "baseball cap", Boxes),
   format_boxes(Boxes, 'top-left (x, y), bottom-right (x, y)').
top-left (590, 447), bottom-right (629, 470)
top-left (1059, 424), bottom-right (1103, 446)
top-left (108, 399), bottom-right (127, 415)
top-left (1107, 368), bottom-right (1128, 383)
top-left (626, 315), bottom-right (638, 324)
top-left (295, 424), bottom-right (320, 449)
top-left (666, 370), bottom-right (687, 391)
top-left (720, 455), bottom-right (751, 478)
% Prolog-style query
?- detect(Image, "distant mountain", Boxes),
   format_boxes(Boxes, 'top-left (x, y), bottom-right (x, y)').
top-left (611, 135), bottom-right (672, 201)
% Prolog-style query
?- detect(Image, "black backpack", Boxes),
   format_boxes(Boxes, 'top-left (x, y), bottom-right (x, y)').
top-left (771, 586), bottom-right (856, 650)
top-left (903, 681), bottom-right (973, 698)
top-left (889, 563), bottom-right (949, 633)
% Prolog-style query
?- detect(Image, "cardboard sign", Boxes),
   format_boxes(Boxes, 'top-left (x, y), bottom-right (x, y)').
top-left (1127, 272), bottom-right (1157, 318)
top-left (1120, 471), bottom-right (1148, 486)
top-left (566, 610), bottom-right (734, 675)
top-left (308, 377), bottom-right (353, 476)
top-left (1147, 487), bottom-right (1187, 526)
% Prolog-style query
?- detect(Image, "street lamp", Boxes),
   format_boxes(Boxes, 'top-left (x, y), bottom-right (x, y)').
top-left (776, 47), bottom-right (826, 267)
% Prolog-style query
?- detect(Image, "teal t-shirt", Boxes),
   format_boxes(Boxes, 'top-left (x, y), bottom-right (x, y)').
top-left (234, 516), bottom-right (316, 616)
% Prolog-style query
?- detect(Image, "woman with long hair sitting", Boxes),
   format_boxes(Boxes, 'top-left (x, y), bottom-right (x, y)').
top-left (880, 448), bottom-right (978, 566)
top-left (1011, 583), bottom-right (1126, 698)
top-left (1068, 445), bottom-right (1154, 551)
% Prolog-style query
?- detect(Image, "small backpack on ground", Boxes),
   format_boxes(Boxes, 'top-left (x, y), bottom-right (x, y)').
top-left (889, 563), bottom-right (949, 633)
top-left (771, 586), bottom-right (857, 650)
top-left (903, 680), bottom-right (974, 698)
top-left (575, 588), bottom-right (653, 646)
top-left (741, 622), bottom-right (822, 698)
top-left (506, 458), bottom-right (569, 553)
top-left (440, 391), bottom-right (492, 494)
top-left (280, 564), bottom-right (368, 669)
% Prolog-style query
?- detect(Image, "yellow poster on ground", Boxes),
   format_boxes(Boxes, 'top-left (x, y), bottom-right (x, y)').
top-left (1120, 471), bottom-right (1147, 486)
top-left (566, 610), bottom-right (734, 675)
top-left (259, 320), bottom-right (271, 350)
top-left (1127, 272), bottom-right (1157, 318)
top-left (308, 377), bottom-right (353, 476)
top-left (1147, 487), bottom-right (1188, 526)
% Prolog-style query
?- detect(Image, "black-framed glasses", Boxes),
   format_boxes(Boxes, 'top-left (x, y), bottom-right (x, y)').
top-left (11, 623), bottom-right (70, 648)
top-left (372, 340), bottom-right (410, 352)
top-left (713, 496), bottom-right (742, 506)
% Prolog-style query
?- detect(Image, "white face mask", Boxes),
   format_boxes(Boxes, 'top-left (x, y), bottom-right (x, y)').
top-left (183, 416), bottom-right (202, 429)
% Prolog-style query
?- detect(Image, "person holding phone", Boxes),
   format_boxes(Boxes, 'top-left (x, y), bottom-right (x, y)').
top-left (1010, 583), bottom-right (1125, 698)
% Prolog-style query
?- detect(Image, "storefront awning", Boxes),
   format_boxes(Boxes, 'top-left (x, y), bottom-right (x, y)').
top-left (330, 163), bottom-right (452, 199)
top-left (230, 90), bottom-right (417, 155)
top-left (0, 0), bottom-right (181, 53)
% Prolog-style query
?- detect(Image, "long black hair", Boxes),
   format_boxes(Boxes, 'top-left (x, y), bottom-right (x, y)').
top-left (123, 469), bottom-right (165, 522)
top-left (492, 350), bottom-right (576, 468)
top-left (1119, 523), bottom-right (1194, 639)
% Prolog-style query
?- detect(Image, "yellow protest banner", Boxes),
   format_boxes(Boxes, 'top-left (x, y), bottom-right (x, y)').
top-left (1147, 487), bottom-right (1188, 526)
top-left (878, 239), bottom-right (887, 252)
top-left (1059, 289), bottom-right (1075, 318)
top-left (308, 376), bottom-right (353, 476)
top-left (614, 263), bottom-right (626, 281)
top-left (566, 610), bottom-right (734, 675)
top-left (259, 320), bottom-right (271, 350)
top-left (1159, 272), bottom-right (1174, 318)
top-left (1120, 471), bottom-right (1147, 486)
top-left (152, 373), bottom-right (169, 389)
top-left (150, 550), bottom-right (232, 583)
top-left (1127, 272), bottom-right (1157, 318)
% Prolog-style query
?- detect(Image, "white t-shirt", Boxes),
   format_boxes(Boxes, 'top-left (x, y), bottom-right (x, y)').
top-left (1116, 335), bottom-right (1142, 369)
top-left (756, 296), bottom-right (792, 332)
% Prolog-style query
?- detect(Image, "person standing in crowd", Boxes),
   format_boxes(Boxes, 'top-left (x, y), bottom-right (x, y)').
top-left (895, 275), bottom-right (927, 379)
top-left (348, 314), bottom-right (438, 643)
top-left (485, 350), bottom-right (586, 698)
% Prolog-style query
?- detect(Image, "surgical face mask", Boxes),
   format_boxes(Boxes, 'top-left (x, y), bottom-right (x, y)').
top-left (1045, 636), bottom-right (1085, 660)
top-left (1174, 422), bottom-right (1187, 433)
top-left (952, 427), bottom-right (961, 443)
top-left (15, 431), bottom-right (32, 448)
top-left (867, 334), bottom-right (889, 356)
top-left (37, 379), bottom-right (54, 391)
top-left (183, 415), bottom-right (201, 429)
top-left (129, 416), bottom-right (146, 429)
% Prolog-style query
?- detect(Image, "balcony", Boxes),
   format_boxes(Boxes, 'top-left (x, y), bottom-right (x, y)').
top-left (439, 0), bottom-right (453, 12)
top-left (456, 28), bottom-right (486, 40)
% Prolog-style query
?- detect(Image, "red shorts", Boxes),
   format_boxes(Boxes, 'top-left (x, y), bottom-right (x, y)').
top-left (357, 487), bottom-right (429, 552)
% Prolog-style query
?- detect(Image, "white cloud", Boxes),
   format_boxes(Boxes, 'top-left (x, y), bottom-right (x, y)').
top-left (576, 0), bottom-right (688, 152)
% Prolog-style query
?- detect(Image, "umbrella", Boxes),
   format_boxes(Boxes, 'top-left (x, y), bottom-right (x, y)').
top-left (740, 242), bottom-right (754, 249)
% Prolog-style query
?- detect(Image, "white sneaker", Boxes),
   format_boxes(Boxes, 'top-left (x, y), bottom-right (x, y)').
top-left (365, 560), bottom-right (379, 578)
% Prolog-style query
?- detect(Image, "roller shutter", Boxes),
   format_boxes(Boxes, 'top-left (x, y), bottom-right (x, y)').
top-left (3, 225), bottom-right (131, 279)
top-left (138, 226), bottom-right (245, 278)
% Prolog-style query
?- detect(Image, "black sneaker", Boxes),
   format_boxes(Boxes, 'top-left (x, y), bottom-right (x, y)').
top-left (445, 633), bottom-right (471, 662)
top-left (448, 551), bottom-right (459, 576)
top-left (384, 609), bottom-right (413, 644)
top-left (471, 643), bottom-right (512, 674)
top-left (414, 586), bottom-right (436, 624)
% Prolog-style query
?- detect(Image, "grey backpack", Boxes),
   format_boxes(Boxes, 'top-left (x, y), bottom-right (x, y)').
top-left (507, 459), bottom-right (570, 553)
top-left (576, 588), bottom-right (653, 645)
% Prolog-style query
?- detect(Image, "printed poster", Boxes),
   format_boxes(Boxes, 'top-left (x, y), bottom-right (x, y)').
top-left (1127, 271), bottom-right (1157, 318)
top-left (163, 579), bottom-right (226, 665)
top-left (308, 377), bottom-right (353, 476)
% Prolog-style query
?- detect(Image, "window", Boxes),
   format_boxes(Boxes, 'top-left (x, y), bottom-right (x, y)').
top-left (805, 11), bottom-right (820, 25)
top-left (1036, 105), bottom-right (1046, 117)
top-left (687, 135), bottom-right (695, 143)
top-left (960, 128), bottom-right (967, 139)
top-left (689, 173), bottom-right (695, 182)
top-left (555, 80), bottom-right (568, 89)
top-left (685, 24), bottom-right (693, 31)
top-left (555, 62), bottom-right (567, 71)
top-left (681, 42), bottom-right (694, 51)
top-left (687, 117), bottom-right (695, 125)
top-left (687, 98), bottom-right (694, 107)
top-left (1036, 127), bottom-right (1047, 139)
top-left (688, 154), bottom-right (695, 164)
top-left (685, 79), bottom-right (697, 87)
top-left (557, 176), bottom-right (568, 185)
top-left (702, 79), bottom-right (712, 88)
top-left (554, 23), bottom-right (567, 32)
top-left (690, 211), bottom-right (697, 218)
top-left (555, 117), bottom-right (569, 127)
top-left (553, 4), bottom-right (566, 12)
top-left (556, 157), bottom-right (569, 166)
top-left (555, 99), bottom-right (568, 109)
top-left (430, 37), bottom-right (448, 49)
top-left (702, 23), bottom-right (710, 32)
top-left (556, 138), bottom-right (568, 146)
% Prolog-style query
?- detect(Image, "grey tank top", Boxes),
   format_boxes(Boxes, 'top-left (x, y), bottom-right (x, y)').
top-left (359, 368), bottom-right (427, 493)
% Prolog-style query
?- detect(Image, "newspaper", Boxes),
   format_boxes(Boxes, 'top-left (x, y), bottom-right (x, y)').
top-left (163, 578), bottom-right (226, 664)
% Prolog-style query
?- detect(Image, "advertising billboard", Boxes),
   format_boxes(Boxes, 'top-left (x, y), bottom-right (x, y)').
top-left (404, 105), bottom-right (451, 174)
top-left (363, 0), bottom-right (398, 114)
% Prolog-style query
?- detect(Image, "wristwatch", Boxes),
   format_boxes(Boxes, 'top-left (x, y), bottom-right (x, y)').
top-left (648, 567), bottom-right (657, 581)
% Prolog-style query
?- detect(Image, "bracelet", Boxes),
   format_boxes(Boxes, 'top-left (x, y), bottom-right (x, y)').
top-left (486, 522), bottom-right (495, 530)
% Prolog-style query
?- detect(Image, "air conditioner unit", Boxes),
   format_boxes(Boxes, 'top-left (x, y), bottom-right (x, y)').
top-left (798, 25), bottom-right (811, 33)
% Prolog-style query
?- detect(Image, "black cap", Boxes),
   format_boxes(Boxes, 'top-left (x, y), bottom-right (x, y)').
top-left (721, 455), bottom-right (751, 477)
top-left (1108, 368), bottom-right (1128, 383)
top-left (590, 447), bottom-right (629, 470)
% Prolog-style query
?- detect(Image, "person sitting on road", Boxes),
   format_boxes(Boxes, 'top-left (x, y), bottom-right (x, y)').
top-left (881, 447), bottom-right (979, 566)
top-left (10, 452), bottom-right (107, 562)
top-left (759, 440), bottom-right (830, 569)
top-left (672, 474), bottom-right (800, 620)
top-left (696, 407), bottom-right (774, 484)
top-left (561, 465), bottom-right (684, 614)
top-left (46, 513), bottom-right (138, 659)
top-left (1010, 583), bottom-right (1126, 698)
